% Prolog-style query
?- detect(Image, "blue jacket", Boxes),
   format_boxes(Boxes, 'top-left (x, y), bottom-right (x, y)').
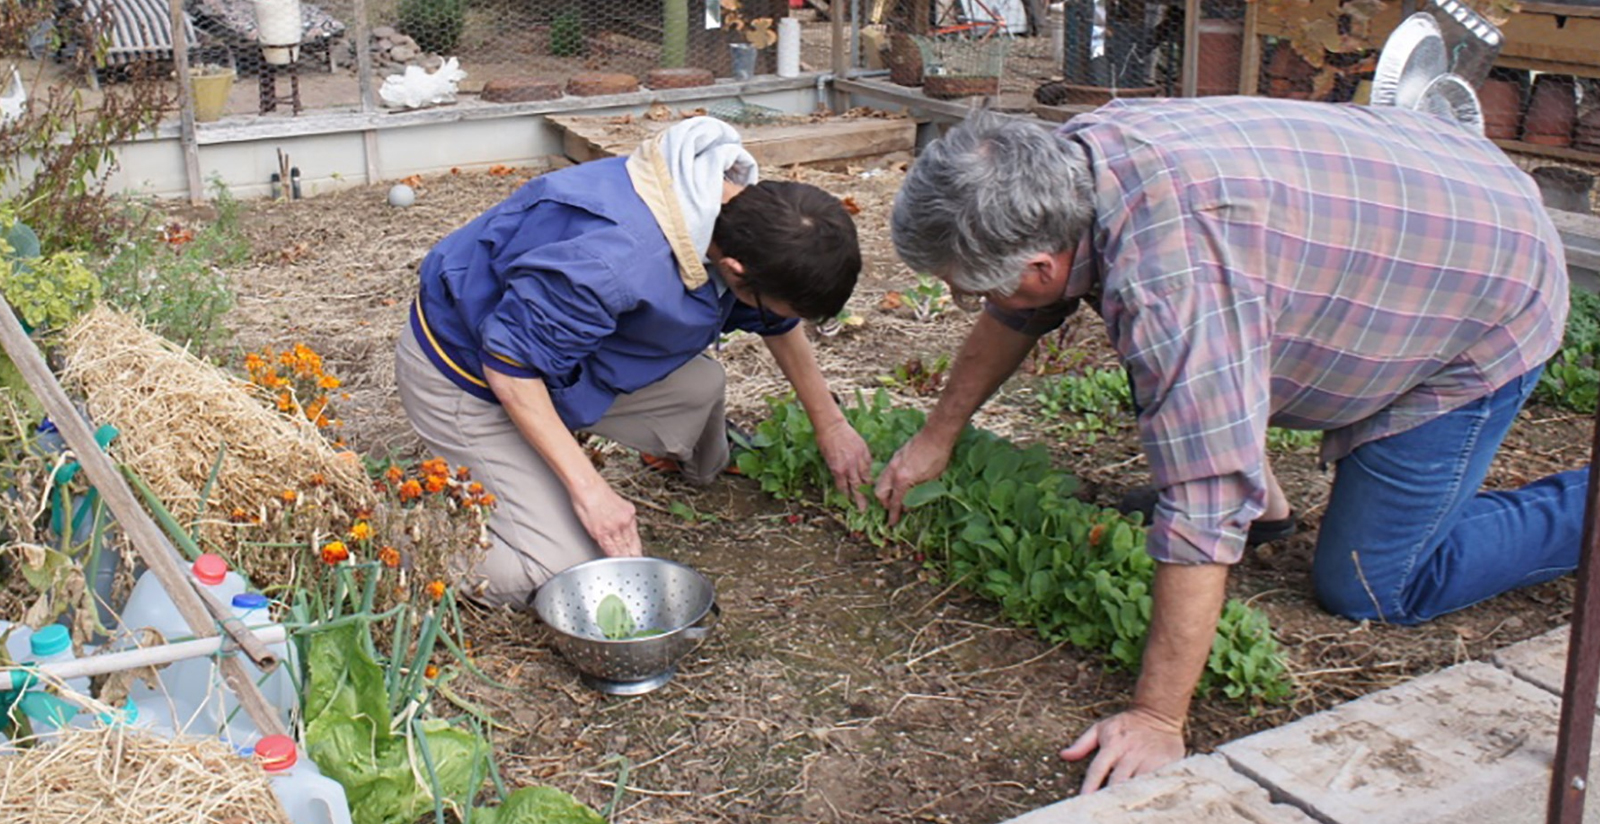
top-left (412, 157), bottom-right (794, 431)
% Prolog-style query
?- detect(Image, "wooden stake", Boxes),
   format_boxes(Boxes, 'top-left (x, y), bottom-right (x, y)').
top-left (0, 301), bottom-right (286, 739)
top-left (1548, 413), bottom-right (1600, 823)
top-left (166, 0), bottom-right (203, 203)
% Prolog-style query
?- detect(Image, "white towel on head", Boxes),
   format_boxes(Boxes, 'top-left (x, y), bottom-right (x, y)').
top-left (626, 116), bottom-right (760, 290)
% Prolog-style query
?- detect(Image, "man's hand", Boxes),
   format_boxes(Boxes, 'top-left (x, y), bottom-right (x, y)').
top-left (815, 417), bottom-right (873, 509)
top-left (570, 482), bottom-right (643, 557)
top-left (874, 429), bottom-right (955, 525)
top-left (1061, 705), bottom-right (1185, 794)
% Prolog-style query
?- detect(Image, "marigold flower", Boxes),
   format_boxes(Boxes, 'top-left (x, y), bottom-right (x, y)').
top-left (229, 507), bottom-right (250, 523)
top-left (276, 392), bottom-right (294, 412)
top-left (378, 545), bottom-right (401, 568)
top-left (424, 475), bottom-right (448, 494)
top-left (281, 489), bottom-right (298, 504)
top-left (478, 493), bottom-right (497, 508)
top-left (354, 506), bottom-right (375, 520)
top-left (279, 350), bottom-right (296, 367)
top-left (426, 580), bottom-right (446, 602)
top-left (424, 664), bottom-right (439, 679)
top-left (420, 458), bottom-right (450, 479)
top-left (321, 541), bottom-right (350, 565)
top-left (307, 472), bottom-right (326, 487)
top-left (467, 482), bottom-right (484, 496)
top-left (455, 465), bottom-right (471, 481)
top-left (349, 521), bottom-right (373, 541)
top-left (304, 397), bottom-right (329, 424)
top-left (385, 466), bottom-right (404, 485)
top-left (398, 480), bottom-right (423, 501)
top-left (243, 353), bottom-right (265, 373)
top-left (318, 375), bottom-right (341, 390)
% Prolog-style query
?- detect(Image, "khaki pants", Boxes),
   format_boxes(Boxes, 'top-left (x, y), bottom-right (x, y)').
top-left (395, 323), bottom-right (728, 609)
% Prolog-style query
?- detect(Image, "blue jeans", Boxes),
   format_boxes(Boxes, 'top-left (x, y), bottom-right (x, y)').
top-left (1313, 365), bottom-right (1590, 624)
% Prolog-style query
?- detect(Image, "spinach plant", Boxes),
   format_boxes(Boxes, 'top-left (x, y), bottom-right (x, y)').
top-left (738, 390), bottom-right (1292, 702)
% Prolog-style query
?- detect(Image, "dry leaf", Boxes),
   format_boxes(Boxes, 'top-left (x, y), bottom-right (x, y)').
top-left (879, 292), bottom-right (905, 311)
top-left (645, 103), bottom-right (673, 122)
top-left (840, 196), bottom-right (861, 215)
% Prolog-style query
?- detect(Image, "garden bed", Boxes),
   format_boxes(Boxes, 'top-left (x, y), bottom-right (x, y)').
top-left (171, 157), bottom-right (1591, 822)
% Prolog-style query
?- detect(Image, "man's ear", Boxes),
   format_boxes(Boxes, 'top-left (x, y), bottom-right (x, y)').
top-left (1022, 253), bottom-right (1057, 287)
top-left (717, 256), bottom-right (746, 284)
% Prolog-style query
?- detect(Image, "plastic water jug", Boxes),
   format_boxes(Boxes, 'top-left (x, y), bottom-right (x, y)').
top-left (256, 734), bottom-right (354, 824)
top-left (215, 592), bottom-right (296, 747)
top-left (28, 624), bottom-right (90, 697)
top-left (120, 554), bottom-right (250, 733)
top-left (75, 696), bottom-right (183, 737)
top-left (0, 621), bottom-right (34, 663)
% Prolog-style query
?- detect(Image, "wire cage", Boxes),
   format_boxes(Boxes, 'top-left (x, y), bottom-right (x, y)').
top-left (910, 32), bottom-right (1014, 99)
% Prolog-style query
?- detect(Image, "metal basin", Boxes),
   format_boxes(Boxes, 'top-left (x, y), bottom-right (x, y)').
top-left (532, 557), bottom-right (718, 695)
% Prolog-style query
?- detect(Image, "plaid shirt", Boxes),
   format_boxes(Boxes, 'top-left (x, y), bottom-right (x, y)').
top-left (992, 97), bottom-right (1567, 564)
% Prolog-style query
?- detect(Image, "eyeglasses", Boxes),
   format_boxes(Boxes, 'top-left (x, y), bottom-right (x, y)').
top-left (753, 291), bottom-right (783, 330)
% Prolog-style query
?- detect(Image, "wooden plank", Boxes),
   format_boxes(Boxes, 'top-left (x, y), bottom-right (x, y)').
top-left (547, 114), bottom-right (916, 167)
top-left (1548, 423), bottom-right (1600, 823)
top-left (0, 301), bottom-right (286, 739)
top-left (1492, 138), bottom-right (1600, 166)
top-left (167, 0), bottom-right (202, 203)
top-left (1240, 3), bottom-right (1260, 96)
top-left (1501, 12), bottom-right (1600, 68)
top-left (1519, 2), bottom-right (1600, 19)
top-left (1181, 0), bottom-right (1199, 97)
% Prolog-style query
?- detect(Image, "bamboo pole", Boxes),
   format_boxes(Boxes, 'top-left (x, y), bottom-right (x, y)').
top-left (0, 626), bottom-right (288, 692)
top-left (1181, 0), bottom-right (1200, 97)
top-left (0, 300), bottom-right (286, 740)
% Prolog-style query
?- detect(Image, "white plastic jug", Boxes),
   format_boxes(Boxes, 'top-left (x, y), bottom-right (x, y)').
top-left (74, 696), bottom-right (185, 737)
top-left (215, 592), bottom-right (296, 747)
top-left (120, 554), bottom-right (251, 734)
top-left (256, 734), bottom-right (354, 824)
top-left (28, 624), bottom-right (90, 697)
top-left (0, 621), bottom-right (35, 663)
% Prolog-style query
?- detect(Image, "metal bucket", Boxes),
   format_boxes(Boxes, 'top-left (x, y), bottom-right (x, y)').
top-left (532, 557), bottom-right (718, 695)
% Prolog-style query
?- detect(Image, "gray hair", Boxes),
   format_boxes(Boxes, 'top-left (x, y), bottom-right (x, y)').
top-left (891, 112), bottom-right (1094, 295)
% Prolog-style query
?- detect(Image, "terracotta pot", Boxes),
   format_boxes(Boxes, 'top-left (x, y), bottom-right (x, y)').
top-left (1264, 45), bottom-right (1316, 100)
top-left (1523, 74), bottom-right (1577, 146)
top-left (887, 33), bottom-right (924, 87)
top-left (1574, 108), bottom-right (1600, 153)
top-left (1195, 19), bottom-right (1243, 96)
top-left (1478, 78), bottom-right (1523, 141)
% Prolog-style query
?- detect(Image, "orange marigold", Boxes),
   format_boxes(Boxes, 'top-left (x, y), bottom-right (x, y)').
top-left (243, 353), bottom-right (266, 373)
top-left (398, 480), bottom-right (423, 501)
top-left (424, 475), bottom-right (448, 494)
top-left (425, 580), bottom-right (446, 602)
top-left (467, 482), bottom-right (485, 496)
top-left (354, 505), bottom-right (375, 520)
top-left (281, 489), bottom-right (298, 504)
top-left (349, 521), bottom-right (374, 541)
top-left (378, 545), bottom-right (401, 568)
top-left (478, 493), bottom-right (497, 508)
top-left (318, 374), bottom-right (341, 390)
top-left (307, 472), bottom-right (326, 487)
top-left (276, 392), bottom-right (294, 412)
top-left (424, 664), bottom-right (439, 679)
top-left (321, 541), bottom-right (350, 565)
top-left (229, 507), bottom-right (250, 523)
top-left (385, 466), bottom-right (405, 485)
top-left (420, 458), bottom-right (450, 479)
top-left (455, 465), bottom-right (471, 481)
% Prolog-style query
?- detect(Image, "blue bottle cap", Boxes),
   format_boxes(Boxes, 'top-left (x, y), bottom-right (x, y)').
top-left (99, 699), bottom-right (138, 726)
top-left (232, 592), bottom-right (270, 611)
top-left (29, 624), bottom-right (70, 657)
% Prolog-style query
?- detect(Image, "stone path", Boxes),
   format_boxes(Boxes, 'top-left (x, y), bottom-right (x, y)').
top-left (1004, 627), bottom-right (1594, 823)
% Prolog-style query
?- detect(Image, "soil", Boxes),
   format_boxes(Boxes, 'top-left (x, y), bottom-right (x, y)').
top-left (173, 153), bottom-right (1592, 823)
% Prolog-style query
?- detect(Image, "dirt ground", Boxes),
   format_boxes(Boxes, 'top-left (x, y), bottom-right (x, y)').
top-left (180, 147), bottom-right (1593, 823)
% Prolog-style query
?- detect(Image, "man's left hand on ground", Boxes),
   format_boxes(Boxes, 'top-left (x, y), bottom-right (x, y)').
top-left (815, 417), bottom-right (873, 509)
top-left (1061, 705), bottom-right (1186, 794)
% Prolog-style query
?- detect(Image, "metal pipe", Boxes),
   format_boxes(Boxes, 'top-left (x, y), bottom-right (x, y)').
top-left (0, 625), bottom-right (289, 692)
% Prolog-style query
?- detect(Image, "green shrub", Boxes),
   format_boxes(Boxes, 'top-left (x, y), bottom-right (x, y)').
top-left (96, 180), bottom-right (243, 357)
top-left (1537, 288), bottom-right (1600, 413)
top-left (549, 7), bottom-right (584, 57)
top-left (398, 0), bottom-right (465, 55)
top-left (738, 390), bottom-right (1293, 703)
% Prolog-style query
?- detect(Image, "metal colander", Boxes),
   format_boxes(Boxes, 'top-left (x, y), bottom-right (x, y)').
top-left (532, 557), bottom-right (718, 695)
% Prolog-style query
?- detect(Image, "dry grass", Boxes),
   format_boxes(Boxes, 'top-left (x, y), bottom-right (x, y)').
top-left (59, 307), bottom-right (369, 540)
top-left (0, 726), bottom-right (289, 824)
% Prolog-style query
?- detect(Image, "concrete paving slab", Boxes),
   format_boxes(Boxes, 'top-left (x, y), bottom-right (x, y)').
top-left (1220, 662), bottom-right (1586, 824)
top-left (999, 754), bottom-right (1318, 824)
top-left (1494, 626), bottom-right (1572, 698)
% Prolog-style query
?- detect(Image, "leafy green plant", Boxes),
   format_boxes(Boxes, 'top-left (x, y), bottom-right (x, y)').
top-left (878, 354), bottom-right (949, 396)
top-left (1266, 427), bottom-right (1320, 453)
top-left (737, 390), bottom-right (1292, 702)
top-left (549, 7), bottom-right (585, 57)
top-left (668, 499), bottom-right (719, 524)
top-left (907, 274), bottom-right (950, 321)
top-left (97, 180), bottom-right (242, 356)
top-left (398, 0), bottom-right (465, 55)
top-left (1537, 288), bottom-right (1600, 413)
top-left (1036, 366), bottom-right (1133, 443)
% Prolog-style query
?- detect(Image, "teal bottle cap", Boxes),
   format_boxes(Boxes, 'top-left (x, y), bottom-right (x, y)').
top-left (29, 624), bottom-right (69, 657)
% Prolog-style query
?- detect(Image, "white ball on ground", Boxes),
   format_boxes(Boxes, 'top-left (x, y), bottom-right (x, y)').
top-left (387, 183), bottom-right (416, 207)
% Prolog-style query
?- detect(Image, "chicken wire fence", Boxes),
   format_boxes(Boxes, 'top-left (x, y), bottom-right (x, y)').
top-left (2, 0), bottom-right (1251, 121)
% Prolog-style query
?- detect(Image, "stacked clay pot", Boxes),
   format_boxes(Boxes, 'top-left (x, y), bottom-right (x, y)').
top-left (1478, 77), bottom-right (1523, 141)
top-left (1523, 74), bottom-right (1577, 147)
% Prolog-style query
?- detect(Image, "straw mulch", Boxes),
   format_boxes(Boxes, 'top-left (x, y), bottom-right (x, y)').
top-left (0, 726), bottom-right (290, 824)
top-left (60, 306), bottom-right (369, 535)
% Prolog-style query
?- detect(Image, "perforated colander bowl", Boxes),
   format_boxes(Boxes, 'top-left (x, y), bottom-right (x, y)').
top-left (532, 557), bottom-right (718, 695)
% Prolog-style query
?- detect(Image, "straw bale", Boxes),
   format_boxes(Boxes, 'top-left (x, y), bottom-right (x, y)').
top-left (0, 726), bottom-right (290, 823)
top-left (59, 306), bottom-right (370, 535)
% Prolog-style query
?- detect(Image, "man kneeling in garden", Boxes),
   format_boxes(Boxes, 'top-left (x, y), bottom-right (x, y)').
top-left (397, 116), bottom-right (872, 609)
top-left (874, 102), bottom-right (1591, 793)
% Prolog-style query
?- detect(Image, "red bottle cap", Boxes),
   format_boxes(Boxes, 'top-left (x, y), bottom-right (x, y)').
top-left (192, 553), bottom-right (228, 586)
top-left (255, 734), bottom-right (297, 772)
